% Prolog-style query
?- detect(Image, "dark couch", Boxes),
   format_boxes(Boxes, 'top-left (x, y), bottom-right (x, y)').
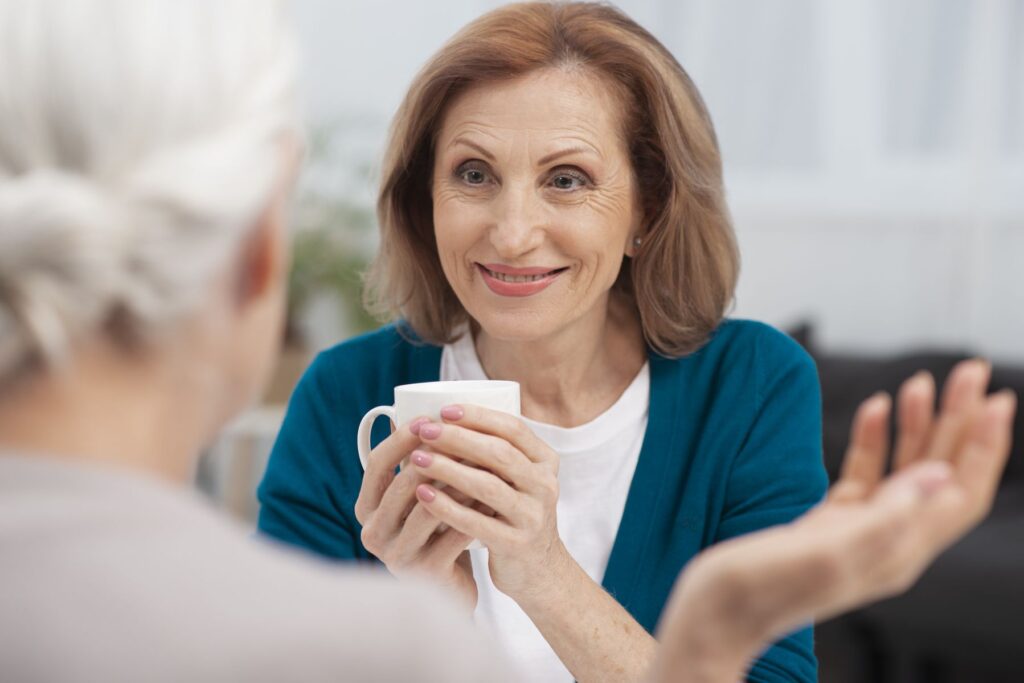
top-left (787, 325), bottom-right (1024, 683)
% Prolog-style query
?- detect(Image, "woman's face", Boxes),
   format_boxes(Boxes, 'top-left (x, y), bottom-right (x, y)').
top-left (431, 67), bottom-right (641, 343)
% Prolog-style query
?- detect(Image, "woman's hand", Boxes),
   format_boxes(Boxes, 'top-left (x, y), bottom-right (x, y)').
top-left (353, 418), bottom-right (478, 608)
top-left (651, 359), bottom-right (1017, 683)
top-left (410, 406), bottom-right (567, 602)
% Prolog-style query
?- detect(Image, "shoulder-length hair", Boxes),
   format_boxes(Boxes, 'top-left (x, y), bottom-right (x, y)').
top-left (366, 1), bottom-right (738, 357)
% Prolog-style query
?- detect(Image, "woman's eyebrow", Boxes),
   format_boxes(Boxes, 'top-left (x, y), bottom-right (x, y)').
top-left (448, 137), bottom-right (496, 161)
top-left (536, 145), bottom-right (600, 166)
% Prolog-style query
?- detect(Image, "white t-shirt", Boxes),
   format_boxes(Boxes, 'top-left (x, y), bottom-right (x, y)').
top-left (0, 453), bottom-right (505, 683)
top-left (441, 331), bottom-right (650, 682)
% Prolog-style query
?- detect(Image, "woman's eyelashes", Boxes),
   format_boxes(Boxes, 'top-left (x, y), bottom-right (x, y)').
top-left (455, 160), bottom-right (494, 186)
top-left (548, 166), bottom-right (591, 191)
top-left (453, 159), bottom-right (593, 192)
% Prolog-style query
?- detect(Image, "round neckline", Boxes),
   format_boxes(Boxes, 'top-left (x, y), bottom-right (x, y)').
top-left (441, 330), bottom-right (650, 454)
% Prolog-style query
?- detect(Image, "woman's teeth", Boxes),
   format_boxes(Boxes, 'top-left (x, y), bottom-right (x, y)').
top-left (487, 269), bottom-right (555, 283)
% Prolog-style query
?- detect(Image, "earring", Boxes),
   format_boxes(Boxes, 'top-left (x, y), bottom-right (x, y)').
top-left (632, 236), bottom-right (643, 248)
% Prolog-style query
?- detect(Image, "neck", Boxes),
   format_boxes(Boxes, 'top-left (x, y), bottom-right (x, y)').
top-left (0, 340), bottom-right (225, 485)
top-left (475, 293), bottom-right (646, 427)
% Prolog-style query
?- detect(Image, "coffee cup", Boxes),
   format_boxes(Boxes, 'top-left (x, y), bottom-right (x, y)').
top-left (356, 380), bottom-right (521, 468)
top-left (356, 380), bottom-right (521, 551)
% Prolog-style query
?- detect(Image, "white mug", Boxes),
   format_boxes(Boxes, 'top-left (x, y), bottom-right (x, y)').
top-left (356, 380), bottom-right (521, 552)
top-left (356, 380), bottom-right (521, 469)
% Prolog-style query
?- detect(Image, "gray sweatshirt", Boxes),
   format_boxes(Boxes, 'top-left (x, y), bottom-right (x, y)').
top-left (0, 454), bottom-right (507, 682)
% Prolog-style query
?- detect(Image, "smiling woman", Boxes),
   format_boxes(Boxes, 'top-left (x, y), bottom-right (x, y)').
top-left (366, 4), bottom-right (737, 357)
top-left (256, 3), bottom-right (820, 682)
top-left (431, 68), bottom-right (642, 341)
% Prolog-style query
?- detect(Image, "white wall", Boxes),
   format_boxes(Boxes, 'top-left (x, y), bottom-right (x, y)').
top-left (291, 0), bottom-right (1024, 362)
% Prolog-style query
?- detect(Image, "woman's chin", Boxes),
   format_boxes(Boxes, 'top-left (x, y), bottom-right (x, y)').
top-left (472, 309), bottom-right (567, 344)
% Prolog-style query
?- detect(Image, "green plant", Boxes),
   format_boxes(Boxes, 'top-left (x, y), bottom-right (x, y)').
top-left (285, 125), bottom-right (379, 345)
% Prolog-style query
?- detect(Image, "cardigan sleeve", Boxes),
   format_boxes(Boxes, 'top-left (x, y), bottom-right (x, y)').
top-left (716, 328), bottom-right (830, 683)
top-left (256, 352), bottom-right (366, 561)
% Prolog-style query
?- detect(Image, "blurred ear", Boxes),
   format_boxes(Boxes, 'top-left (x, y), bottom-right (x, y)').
top-left (235, 141), bottom-right (300, 307)
top-left (236, 196), bottom-right (289, 307)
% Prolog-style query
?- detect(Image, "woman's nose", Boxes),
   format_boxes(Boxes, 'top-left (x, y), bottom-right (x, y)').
top-left (488, 184), bottom-right (544, 258)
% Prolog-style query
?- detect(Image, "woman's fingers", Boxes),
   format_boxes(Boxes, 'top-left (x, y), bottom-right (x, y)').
top-left (418, 420), bottom-right (538, 491)
top-left (411, 450), bottom-right (520, 520)
top-left (942, 359), bottom-right (991, 412)
top-left (416, 482), bottom-right (510, 547)
top-left (391, 501), bottom-right (447, 564)
top-left (950, 390), bottom-right (1017, 521)
top-left (833, 393), bottom-right (891, 502)
top-left (925, 360), bottom-right (990, 463)
top-left (426, 529), bottom-right (475, 568)
top-left (359, 468), bottom-right (427, 554)
top-left (439, 404), bottom-right (554, 465)
top-left (892, 372), bottom-right (936, 470)
top-left (354, 416), bottom-right (428, 524)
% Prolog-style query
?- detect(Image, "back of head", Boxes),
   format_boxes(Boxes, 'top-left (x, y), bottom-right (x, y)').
top-left (0, 0), bottom-right (300, 387)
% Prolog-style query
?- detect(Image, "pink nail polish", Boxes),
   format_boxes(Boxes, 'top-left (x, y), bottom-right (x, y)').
top-left (411, 450), bottom-right (433, 468)
top-left (441, 405), bottom-right (464, 421)
top-left (409, 417), bottom-right (428, 435)
top-left (416, 484), bottom-right (436, 502)
top-left (419, 423), bottom-right (442, 440)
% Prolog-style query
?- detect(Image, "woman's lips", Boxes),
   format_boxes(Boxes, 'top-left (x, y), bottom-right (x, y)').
top-left (476, 263), bottom-right (567, 297)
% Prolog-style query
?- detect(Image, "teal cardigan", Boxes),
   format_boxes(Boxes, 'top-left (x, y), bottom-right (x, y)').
top-left (257, 319), bottom-right (828, 682)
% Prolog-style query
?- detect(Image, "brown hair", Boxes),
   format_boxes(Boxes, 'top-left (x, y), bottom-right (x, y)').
top-left (366, 1), bottom-right (739, 357)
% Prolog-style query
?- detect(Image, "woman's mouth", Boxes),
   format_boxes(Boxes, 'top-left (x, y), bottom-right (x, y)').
top-left (476, 263), bottom-right (568, 297)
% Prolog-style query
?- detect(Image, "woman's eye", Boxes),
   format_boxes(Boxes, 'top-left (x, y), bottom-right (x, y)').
top-left (550, 171), bottom-right (588, 190)
top-left (457, 164), bottom-right (490, 185)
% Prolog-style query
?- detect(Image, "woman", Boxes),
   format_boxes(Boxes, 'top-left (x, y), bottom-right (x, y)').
top-left (261, 2), bottom-right (767, 675)
top-left (256, 2), bottom-right (1015, 681)
top-left (0, 1), bottom-right (498, 680)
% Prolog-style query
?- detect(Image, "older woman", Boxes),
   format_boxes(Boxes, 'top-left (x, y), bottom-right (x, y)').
top-left (257, 3), bottom-right (1015, 682)
top-left (256, 2), bottom-right (798, 679)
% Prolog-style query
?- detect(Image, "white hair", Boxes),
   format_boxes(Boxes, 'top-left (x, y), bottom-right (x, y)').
top-left (0, 0), bottom-right (300, 385)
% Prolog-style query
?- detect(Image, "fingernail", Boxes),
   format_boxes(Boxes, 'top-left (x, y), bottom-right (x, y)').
top-left (416, 484), bottom-right (436, 502)
top-left (408, 417), bottom-right (429, 436)
top-left (411, 450), bottom-right (433, 468)
top-left (978, 359), bottom-right (993, 383)
top-left (419, 423), bottom-right (442, 440)
top-left (441, 405), bottom-right (464, 421)
top-left (910, 372), bottom-right (933, 390)
top-left (994, 390), bottom-right (1018, 419)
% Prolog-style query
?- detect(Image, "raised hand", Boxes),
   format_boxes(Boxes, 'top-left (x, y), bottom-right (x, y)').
top-left (652, 359), bottom-right (1016, 683)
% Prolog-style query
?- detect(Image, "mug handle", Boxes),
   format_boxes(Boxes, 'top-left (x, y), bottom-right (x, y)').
top-left (357, 405), bottom-right (397, 470)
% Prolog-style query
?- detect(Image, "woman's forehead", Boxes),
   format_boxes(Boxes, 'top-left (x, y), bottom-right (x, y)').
top-left (435, 68), bottom-right (627, 155)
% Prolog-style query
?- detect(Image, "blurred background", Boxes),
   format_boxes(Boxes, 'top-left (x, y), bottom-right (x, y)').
top-left (198, 2), bottom-right (1024, 681)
